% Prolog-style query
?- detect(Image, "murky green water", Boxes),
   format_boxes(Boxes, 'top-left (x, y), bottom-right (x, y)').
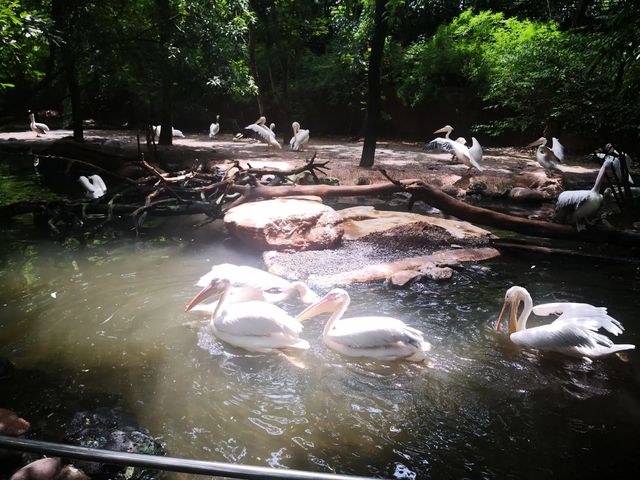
top-left (1, 157), bottom-right (639, 479)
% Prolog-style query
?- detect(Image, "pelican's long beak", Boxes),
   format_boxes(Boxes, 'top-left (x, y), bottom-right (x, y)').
top-left (184, 283), bottom-right (223, 312)
top-left (433, 126), bottom-right (452, 135)
top-left (296, 296), bottom-right (333, 322)
top-left (526, 138), bottom-right (543, 148)
top-left (495, 298), bottom-right (519, 334)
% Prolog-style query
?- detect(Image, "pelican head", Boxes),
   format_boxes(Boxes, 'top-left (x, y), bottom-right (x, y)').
top-left (185, 277), bottom-right (230, 312)
top-left (433, 125), bottom-right (453, 135)
top-left (495, 286), bottom-right (528, 334)
top-left (527, 137), bottom-right (546, 148)
top-left (256, 116), bottom-right (267, 125)
top-left (292, 121), bottom-right (300, 132)
top-left (269, 122), bottom-right (276, 131)
top-left (296, 288), bottom-right (348, 321)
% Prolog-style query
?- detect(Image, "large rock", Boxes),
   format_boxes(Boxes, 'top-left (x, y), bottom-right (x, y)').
top-left (224, 197), bottom-right (344, 251)
top-left (263, 206), bottom-right (500, 286)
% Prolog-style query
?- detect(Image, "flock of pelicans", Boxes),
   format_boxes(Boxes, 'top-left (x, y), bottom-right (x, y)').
top-left (29, 111), bottom-right (634, 231)
top-left (183, 263), bottom-right (635, 363)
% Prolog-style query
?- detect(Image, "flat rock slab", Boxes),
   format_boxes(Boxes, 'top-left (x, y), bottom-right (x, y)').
top-left (224, 197), bottom-right (344, 251)
top-left (263, 206), bottom-right (499, 286)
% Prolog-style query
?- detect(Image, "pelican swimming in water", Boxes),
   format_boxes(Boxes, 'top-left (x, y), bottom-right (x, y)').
top-left (426, 125), bottom-right (484, 172)
top-left (296, 288), bottom-right (431, 361)
top-left (527, 137), bottom-right (564, 171)
top-left (555, 158), bottom-right (612, 231)
top-left (78, 174), bottom-right (107, 199)
top-left (234, 116), bottom-right (281, 149)
top-left (209, 115), bottom-right (220, 138)
top-left (184, 277), bottom-right (310, 353)
top-left (496, 286), bottom-right (634, 360)
top-left (29, 112), bottom-right (49, 137)
top-left (187, 263), bottom-right (319, 315)
top-left (290, 121), bottom-right (310, 151)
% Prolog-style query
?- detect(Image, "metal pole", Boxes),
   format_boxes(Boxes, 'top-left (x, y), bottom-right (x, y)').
top-left (0, 436), bottom-right (379, 480)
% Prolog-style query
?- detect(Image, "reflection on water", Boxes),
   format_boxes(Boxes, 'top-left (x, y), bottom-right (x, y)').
top-left (1, 158), bottom-right (640, 478)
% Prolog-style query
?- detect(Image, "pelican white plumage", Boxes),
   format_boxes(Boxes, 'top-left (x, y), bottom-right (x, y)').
top-left (290, 121), bottom-right (310, 151)
top-left (187, 263), bottom-right (319, 315)
top-left (555, 158), bottom-right (612, 231)
top-left (496, 286), bottom-right (634, 360)
top-left (29, 112), bottom-right (49, 137)
top-left (592, 148), bottom-right (634, 185)
top-left (296, 288), bottom-right (431, 361)
top-left (527, 137), bottom-right (564, 171)
top-left (234, 116), bottom-right (282, 149)
top-left (426, 125), bottom-right (484, 172)
top-left (184, 277), bottom-right (310, 353)
top-left (78, 174), bottom-right (107, 199)
top-left (209, 115), bottom-right (220, 138)
top-left (152, 125), bottom-right (185, 139)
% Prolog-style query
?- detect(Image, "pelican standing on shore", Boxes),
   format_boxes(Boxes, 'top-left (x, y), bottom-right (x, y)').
top-left (426, 125), bottom-right (484, 172)
top-left (290, 121), bottom-right (310, 151)
top-left (527, 137), bottom-right (564, 171)
top-left (234, 116), bottom-right (281, 149)
top-left (184, 277), bottom-right (310, 353)
top-left (209, 115), bottom-right (220, 138)
top-left (496, 286), bottom-right (634, 360)
top-left (297, 288), bottom-right (431, 361)
top-left (555, 158), bottom-right (612, 231)
top-left (29, 112), bottom-right (49, 137)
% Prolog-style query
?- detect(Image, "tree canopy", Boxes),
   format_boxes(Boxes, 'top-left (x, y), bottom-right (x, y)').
top-left (1, 0), bottom-right (639, 153)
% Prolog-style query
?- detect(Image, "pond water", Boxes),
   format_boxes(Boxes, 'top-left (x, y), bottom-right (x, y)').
top-left (1, 156), bottom-right (640, 479)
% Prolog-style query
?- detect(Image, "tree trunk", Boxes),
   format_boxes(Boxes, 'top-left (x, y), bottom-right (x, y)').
top-left (247, 17), bottom-right (264, 115)
top-left (156, 0), bottom-right (173, 146)
top-left (359, 0), bottom-right (388, 168)
top-left (51, 0), bottom-right (83, 141)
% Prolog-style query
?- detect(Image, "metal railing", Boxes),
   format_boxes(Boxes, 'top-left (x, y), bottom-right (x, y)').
top-left (0, 435), bottom-right (379, 480)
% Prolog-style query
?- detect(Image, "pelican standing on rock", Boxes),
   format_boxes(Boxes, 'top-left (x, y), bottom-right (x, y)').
top-left (296, 288), bottom-right (431, 361)
top-left (426, 125), bottom-right (484, 172)
top-left (290, 121), bottom-right (310, 151)
top-left (527, 137), bottom-right (564, 171)
top-left (78, 174), bottom-right (107, 199)
top-left (187, 263), bottom-right (319, 316)
top-left (29, 112), bottom-right (49, 137)
top-left (184, 277), bottom-right (310, 353)
top-left (209, 115), bottom-right (220, 138)
top-left (496, 286), bottom-right (634, 360)
top-left (555, 158), bottom-right (612, 231)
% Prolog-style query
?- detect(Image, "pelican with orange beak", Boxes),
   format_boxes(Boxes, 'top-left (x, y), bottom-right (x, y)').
top-left (426, 125), bottom-right (484, 172)
top-left (184, 277), bottom-right (309, 353)
top-left (296, 288), bottom-right (430, 361)
top-left (496, 286), bottom-right (634, 359)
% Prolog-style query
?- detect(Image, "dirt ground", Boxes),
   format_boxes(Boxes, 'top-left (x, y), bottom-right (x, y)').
top-left (0, 127), bottom-right (606, 199)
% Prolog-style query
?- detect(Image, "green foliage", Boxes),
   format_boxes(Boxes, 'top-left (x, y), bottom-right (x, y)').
top-left (397, 8), bottom-right (640, 140)
top-left (0, 0), bottom-right (50, 89)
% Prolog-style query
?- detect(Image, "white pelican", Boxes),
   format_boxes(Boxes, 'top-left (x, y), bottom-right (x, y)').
top-left (78, 174), bottom-right (107, 199)
top-left (29, 112), bottom-right (49, 137)
top-left (184, 278), bottom-right (310, 353)
top-left (527, 137), bottom-right (564, 171)
top-left (296, 288), bottom-right (431, 361)
top-left (593, 148), bottom-right (634, 185)
top-left (426, 125), bottom-right (484, 172)
top-left (290, 121), bottom-right (310, 151)
top-left (209, 115), bottom-right (220, 138)
top-left (555, 158), bottom-right (612, 231)
top-left (496, 286), bottom-right (635, 360)
top-left (234, 116), bottom-right (281, 149)
top-left (188, 263), bottom-right (319, 315)
top-left (152, 125), bottom-right (185, 139)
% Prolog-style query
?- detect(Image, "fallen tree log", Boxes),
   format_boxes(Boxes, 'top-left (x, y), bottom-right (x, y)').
top-left (226, 180), bottom-right (640, 246)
